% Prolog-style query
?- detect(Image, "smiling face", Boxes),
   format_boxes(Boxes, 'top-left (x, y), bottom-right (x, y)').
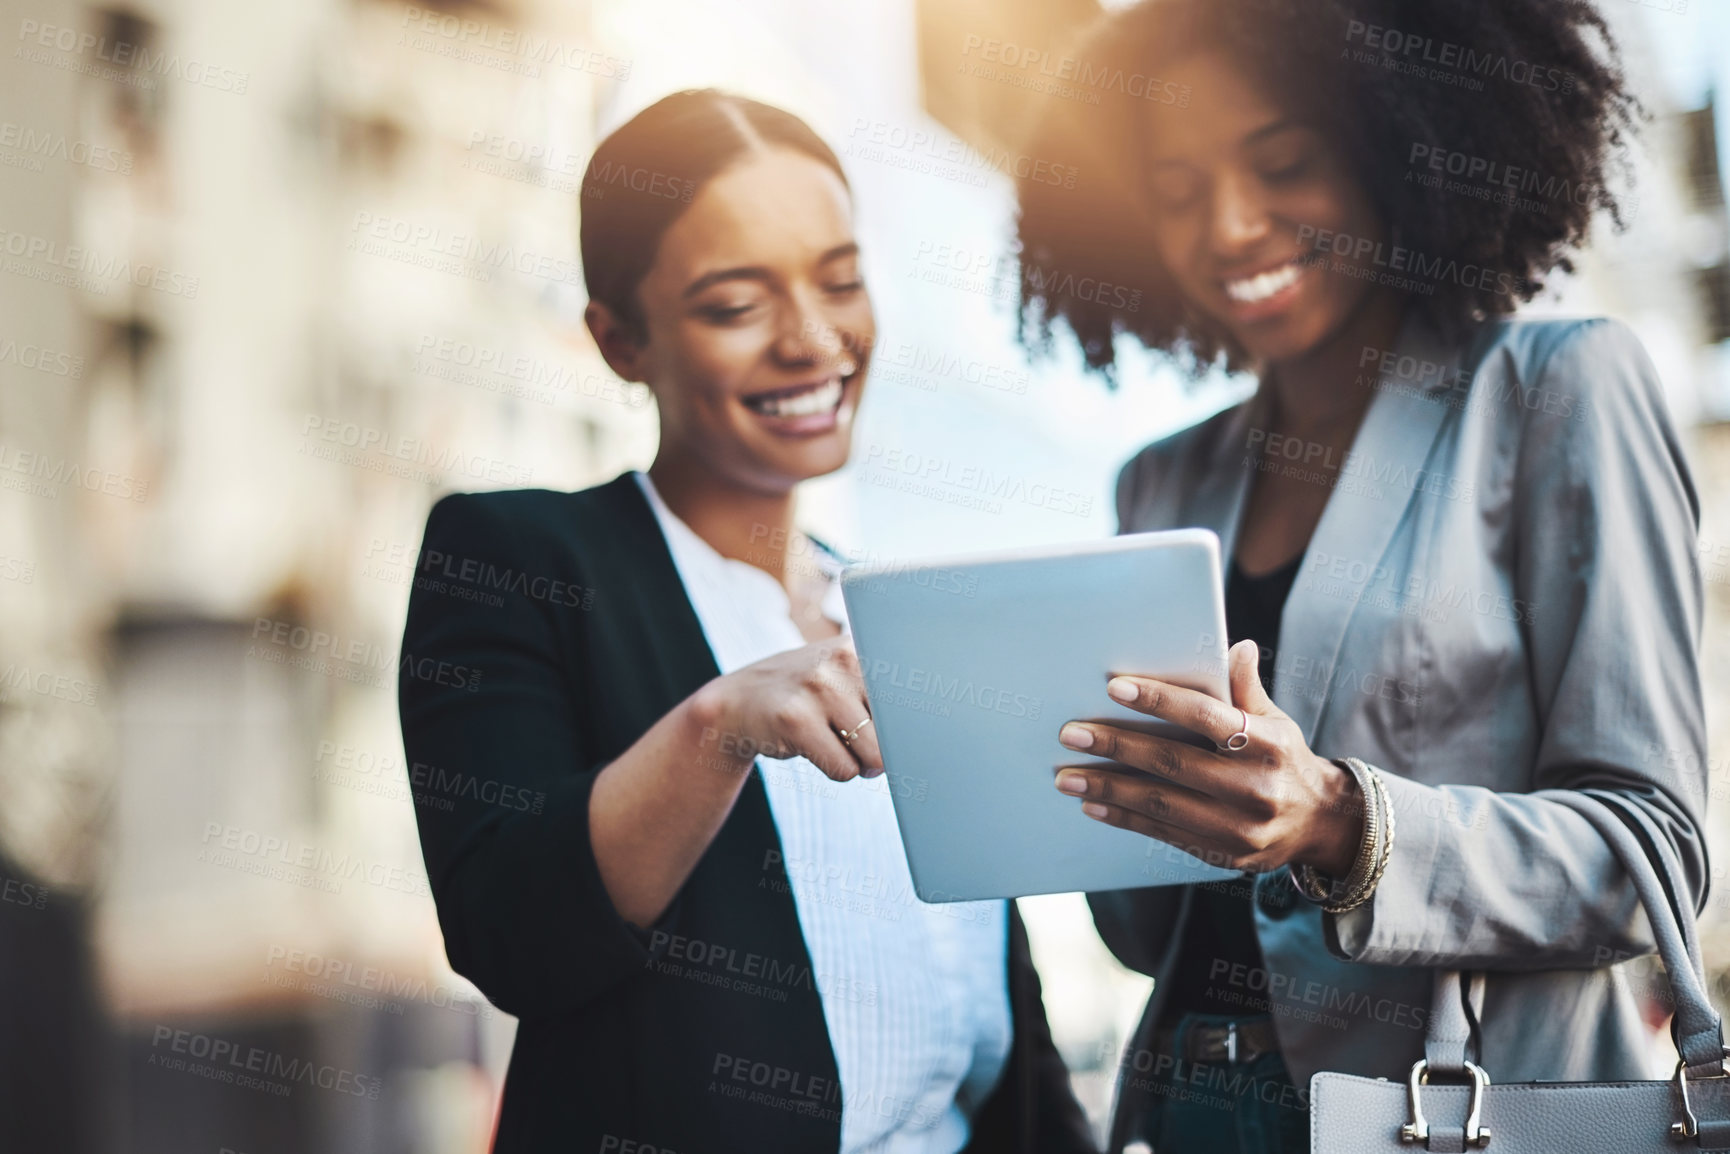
top-left (591, 146), bottom-right (872, 495)
top-left (1140, 50), bottom-right (1389, 365)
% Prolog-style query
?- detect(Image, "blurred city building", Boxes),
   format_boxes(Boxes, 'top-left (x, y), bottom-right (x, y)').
top-left (2, 0), bottom-right (648, 1148)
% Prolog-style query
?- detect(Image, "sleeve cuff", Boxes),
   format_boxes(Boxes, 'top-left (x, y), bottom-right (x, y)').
top-left (1321, 769), bottom-right (1451, 963)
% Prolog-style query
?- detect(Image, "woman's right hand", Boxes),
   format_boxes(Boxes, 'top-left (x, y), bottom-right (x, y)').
top-left (690, 637), bottom-right (884, 782)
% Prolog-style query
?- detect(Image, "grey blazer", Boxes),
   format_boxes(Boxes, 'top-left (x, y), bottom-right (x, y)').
top-left (1091, 313), bottom-right (1709, 1147)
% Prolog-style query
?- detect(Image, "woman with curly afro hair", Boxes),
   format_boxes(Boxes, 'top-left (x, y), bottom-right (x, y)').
top-left (1020, 2), bottom-right (1709, 1151)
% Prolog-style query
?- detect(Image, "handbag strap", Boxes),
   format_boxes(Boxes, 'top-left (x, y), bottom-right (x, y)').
top-left (1586, 788), bottom-right (1708, 977)
top-left (1425, 970), bottom-right (1485, 1076)
top-left (1424, 790), bottom-right (1723, 1077)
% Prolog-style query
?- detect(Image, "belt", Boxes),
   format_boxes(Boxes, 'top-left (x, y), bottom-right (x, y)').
top-left (1152, 1017), bottom-right (1281, 1065)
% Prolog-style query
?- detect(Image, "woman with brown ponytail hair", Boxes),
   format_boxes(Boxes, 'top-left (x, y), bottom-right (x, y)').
top-left (400, 90), bottom-right (1095, 1154)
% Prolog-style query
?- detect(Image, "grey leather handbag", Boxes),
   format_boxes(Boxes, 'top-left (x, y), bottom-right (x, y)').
top-left (1311, 791), bottom-right (1730, 1152)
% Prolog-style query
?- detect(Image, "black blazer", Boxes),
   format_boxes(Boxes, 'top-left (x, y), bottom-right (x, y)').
top-left (398, 474), bottom-right (1096, 1154)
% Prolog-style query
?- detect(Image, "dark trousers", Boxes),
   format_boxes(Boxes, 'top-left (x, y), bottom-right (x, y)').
top-left (1129, 1014), bottom-right (1310, 1154)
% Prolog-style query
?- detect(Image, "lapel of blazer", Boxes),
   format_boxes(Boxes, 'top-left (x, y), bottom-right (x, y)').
top-left (600, 473), bottom-right (725, 686)
top-left (1274, 312), bottom-right (1463, 744)
top-left (589, 473), bottom-right (807, 955)
top-left (1194, 387), bottom-right (1272, 563)
top-left (596, 472), bottom-right (787, 811)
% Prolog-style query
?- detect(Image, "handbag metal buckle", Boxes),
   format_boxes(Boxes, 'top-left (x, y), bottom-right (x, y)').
top-left (1671, 1050), bottom-right (1730, 1140)
top-left (1675, 1059), bottom-right (1701, 1140)
top-left (1399, 1059), bottom-right (1492, 1148)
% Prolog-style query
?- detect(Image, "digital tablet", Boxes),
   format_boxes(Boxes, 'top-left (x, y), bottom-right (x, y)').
top-left (840, 529), bottom-right (1240, 902)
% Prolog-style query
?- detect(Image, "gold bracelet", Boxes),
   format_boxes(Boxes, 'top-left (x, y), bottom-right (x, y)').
top-left (1290, 759), bottom-right (1370, 906)
top-left (1322, 760), bottom-right (1395, 914)
top-left (1359, 766), bottom-right (1397, 898)
top-left (1291, 758), bottom-right (1394, 914)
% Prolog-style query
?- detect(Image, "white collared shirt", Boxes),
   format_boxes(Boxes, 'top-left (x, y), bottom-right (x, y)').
top-left (634, 472), bottom-right (1011, 1154)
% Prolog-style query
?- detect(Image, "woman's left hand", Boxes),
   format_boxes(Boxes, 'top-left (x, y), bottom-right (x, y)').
top-left (1053, 639), bottom-right (1363, 877)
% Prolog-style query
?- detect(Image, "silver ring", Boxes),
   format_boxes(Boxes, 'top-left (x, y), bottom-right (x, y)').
top-left (840, 716), bottom-right (872, 746)
top-left (1223, 708), bottom-right (1251, 752)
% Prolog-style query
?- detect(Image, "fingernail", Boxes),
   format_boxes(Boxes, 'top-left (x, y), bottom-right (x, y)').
top-left (1107, 678), bottom-right (1137, 703)
top-left (1059, 724), bottom-right (1094, 750)
top-left (1055, 770), bottom-right (1088, 795)
top-left (1082, 802), bottom-right (1109, 819)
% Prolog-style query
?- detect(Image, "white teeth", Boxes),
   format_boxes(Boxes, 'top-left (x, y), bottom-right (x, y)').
top-left (1225, 261), bottom-right (1302, 304)
top-left (754, 377), bottom-right (843, 418)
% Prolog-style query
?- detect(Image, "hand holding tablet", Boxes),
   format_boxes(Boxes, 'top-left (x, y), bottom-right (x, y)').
top-left (840, 529), bottom-right (1243, 902)
top-left (1052, 641), bottom-right (1363, 881)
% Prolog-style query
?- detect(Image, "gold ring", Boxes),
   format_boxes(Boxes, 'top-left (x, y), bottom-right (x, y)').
top-left (840, 717), bottom-right (872, 745)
